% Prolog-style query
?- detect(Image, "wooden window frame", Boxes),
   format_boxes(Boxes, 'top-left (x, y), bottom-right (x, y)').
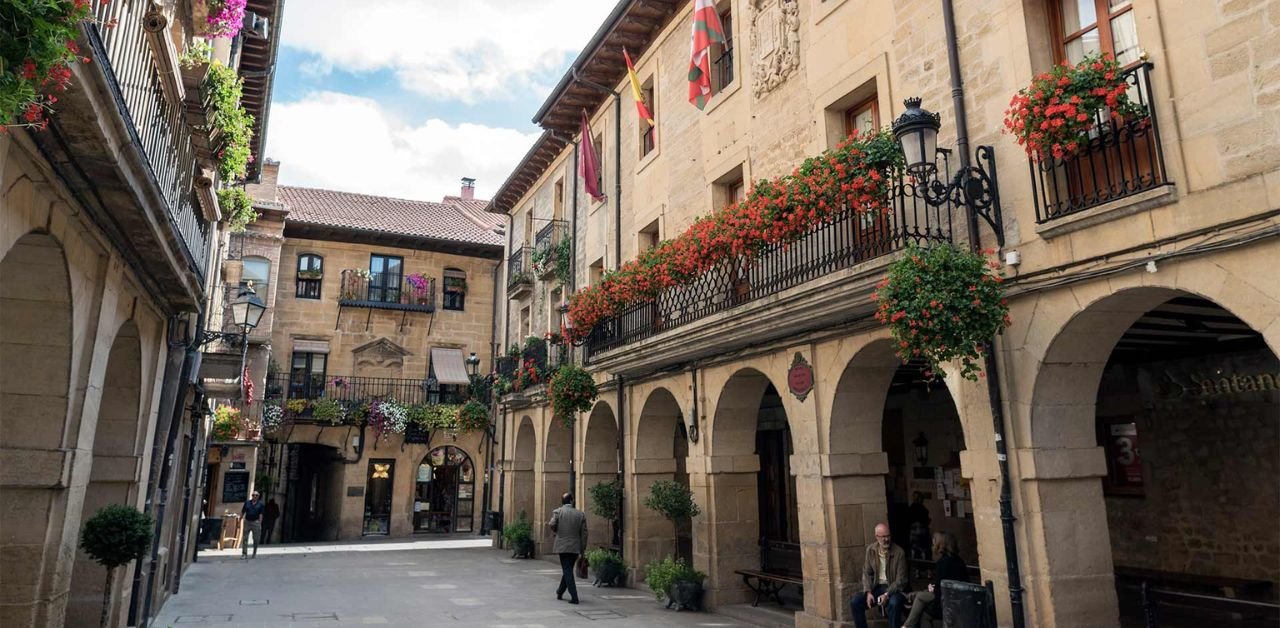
top-left (369, 254), bottom-right (404, 303)
top-left (640, 80), bottom-right (657, 157)
top-left (296, 254), bottom-right (323, 299)
top-left (712, 4), bottom-right (734, 93)
top-left (843, 96), bottom-right (880, 138)
top-left (442, 268), bottom-right (466, 312)
top-left (1048, 0), bottom-right (1136, 65)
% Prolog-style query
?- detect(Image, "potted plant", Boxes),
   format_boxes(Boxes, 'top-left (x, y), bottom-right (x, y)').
top-left (79, 505), bottom-right (152, 628)
top-left (644, 479), bottom-right (699, 567)
top-left (297, 268), bottom-right (323, 280)
top-left (211, 404), bottom-right (241, 441)
top-left (586, 547), bottom-right (627, 587)
top-left (502, 511), bottom-right (535, 559)
top-left (547, 364), bottom-right (599, 428)
top-left (588, 480), bottom-right (623, 547)
top-left (310, 398), bottom-right (345, 426)
top-left (406, 273), bottom-right (432, 304)
top-left (201, 0), bottom-right (247, 38)
top-left (456, 399), bottom-right (489, 433)
top-left (644, 556), bottom-right (706, 611)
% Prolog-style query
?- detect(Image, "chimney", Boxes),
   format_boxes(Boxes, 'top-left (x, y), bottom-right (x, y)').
top-left (461, 177), bottom-right (476, 201)
top-left (246, 159), bottom-right (281, 203)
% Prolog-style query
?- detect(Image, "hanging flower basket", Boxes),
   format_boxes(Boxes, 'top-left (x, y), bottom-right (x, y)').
top-left (456, 400), bottom-right (490, 433)
top-left (547, 364), bottom-right (598, 427)
top-left (1002, 52), bottom-right (1147, 161)
top-left (873, 243), bottom-right (1010, 380)
top-left (1, 1), bottom-right (100, 131)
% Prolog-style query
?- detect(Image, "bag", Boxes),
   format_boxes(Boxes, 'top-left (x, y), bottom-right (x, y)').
top-left (575, 555), bottom-right (589, 579)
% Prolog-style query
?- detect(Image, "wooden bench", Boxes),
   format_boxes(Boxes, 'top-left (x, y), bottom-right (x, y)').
top-left (1115, 566), bottom-right (1273, 600)
top-left (1129, 582), bottom-right (1280, 626)
top-left (736, 540), bottom-right (804, 607)
top-left (736, 569), bottom-right (804, 607)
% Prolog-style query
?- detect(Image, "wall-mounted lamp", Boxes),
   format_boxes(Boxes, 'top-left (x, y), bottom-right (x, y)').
top-left (686, 411), bottom-right (699, 443)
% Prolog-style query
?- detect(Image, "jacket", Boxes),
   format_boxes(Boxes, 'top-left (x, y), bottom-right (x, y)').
top-left (548, 505), bottom-right (587, 555)
top-left (862, 542), bottom-right (908, 594)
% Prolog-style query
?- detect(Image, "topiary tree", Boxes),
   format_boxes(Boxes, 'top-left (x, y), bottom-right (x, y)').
top-left (644, 480), bottom-right (700, 559)
top-left (79, 505), bottom-right (152, 628)
top-left (588, 480), bottom-right (623, 547)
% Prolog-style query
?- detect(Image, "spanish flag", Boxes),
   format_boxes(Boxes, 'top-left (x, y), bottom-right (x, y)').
top-left (624, 48), bottom-right (655, 127)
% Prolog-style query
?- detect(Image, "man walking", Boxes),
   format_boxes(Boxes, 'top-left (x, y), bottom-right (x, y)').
top-left (548, 492), bottom-right (587, 604)
top-left (241, 490), bottom-right (265, 559)
top-left (849, 522), bottom-right (908, 628)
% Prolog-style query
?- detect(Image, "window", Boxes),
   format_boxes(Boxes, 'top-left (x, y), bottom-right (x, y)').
top-left (589, 258), bottom-right (605, 287)
top-left (519, 306), bottom-right (531, 339)
top-left (712, 3), bottom-right (734, 92)
top-left (592, 133), bottom-right (605, 198)
top-left (640, 78), bottom-right (657, 157)
top-left (549, 287), bottom-right (564, 336)
top-left (844, 96), bottom-right (880, 138)
top-left (1053, 0), bottom-right (1138, 66)
top-left (553, 179), bottom-right (565, 221)
top-left (296, 254), bottom-right (323, 299)
top-left (638, 219), bottom-right (660, 252)
top-left (289, 351), bottom-right (326, 400)
top-left (443, 268), bottom-right (466, 311)
top-left (714, 164), bottom-right (746, 209)
top-left (369, 254), bottom-right (403, 303)
top-left (242, 256), bottom-right (271, 296)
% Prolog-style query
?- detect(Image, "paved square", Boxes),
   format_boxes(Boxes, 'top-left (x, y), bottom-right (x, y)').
top-left (155, 543), bottom-right (758, 627)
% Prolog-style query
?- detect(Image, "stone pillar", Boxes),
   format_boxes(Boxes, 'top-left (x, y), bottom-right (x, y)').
top-left (539, 463), bottom-right (571, 555)
top-left (626, 458), bottom-right (677, 573)
top-left (702, 455), bottom-right (761, 608)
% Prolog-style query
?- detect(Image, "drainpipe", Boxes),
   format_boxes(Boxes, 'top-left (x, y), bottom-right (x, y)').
top-left (480, 259), bottom-right (502, 535)
top-left (941, 0), bottom-right (1026, 625)
top-left (615, 375), bottom-right (625, 558)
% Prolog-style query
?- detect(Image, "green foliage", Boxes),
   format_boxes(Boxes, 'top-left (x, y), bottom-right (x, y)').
top-left (254, 471), bottom-right (273, 495)
top-left (217, 187), bottom-right (256, 232)
top-left (0, 0), bottom-right (94, 129)
top-left (644, 480), bottom-right (700, 524)
top-left (211, 404), bottom-right (240, 441)
top-left (587, 480), bottom-right (622, 522)
top-left (79, 504), bottom-right (152, 570)
top-left (547, 364), bottom-right (598, 427)
top-left (532, 238), bottom-right (572, 285)
top-left (178, 41), bottom-right (213, 68)
top-left (502, 510), bottom-right (533, 546)
top-left (873, 242), bottom-right (1010, 380)
top-left (644, 556), bottom-right (705, 601)
top-left (406, 403), bottom-right (461, 430)
top-left (310, 398), bottom-right (345, 425)
top-left (456, 399), bottom-right (489, 432)
top-left (468, 373), bottom-right (492, 403)
top-left (204, 62), bottom-right (254, 181)
top-left (586, 547), bottom-right (625, 570)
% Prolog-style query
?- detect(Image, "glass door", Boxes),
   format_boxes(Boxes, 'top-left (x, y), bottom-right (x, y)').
top-left (362, 459), bottom-right (394, 535)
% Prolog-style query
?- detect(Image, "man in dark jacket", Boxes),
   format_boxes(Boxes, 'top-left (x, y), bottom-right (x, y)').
top-left (240, 491), bottom-right (265, 559)
top-left (548, 492), bottom-right (587, 604)
top-left (850, 522), bottom-right (908, 628)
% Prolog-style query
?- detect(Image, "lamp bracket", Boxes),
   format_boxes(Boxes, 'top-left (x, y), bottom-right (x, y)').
top-left (197, 330), bottom-right (247, 349)
top-left (918, 145), bottom-right (1005, 248)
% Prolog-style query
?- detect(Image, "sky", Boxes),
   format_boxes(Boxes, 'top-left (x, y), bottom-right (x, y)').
top-left (262, 0), bottom-right (619, 203)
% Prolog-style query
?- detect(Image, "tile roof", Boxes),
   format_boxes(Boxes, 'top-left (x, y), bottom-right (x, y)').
top-left (280, 186), bottom-right (504, 247)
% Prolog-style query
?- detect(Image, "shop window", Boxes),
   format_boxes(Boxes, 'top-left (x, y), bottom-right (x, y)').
top-left (443, 268), bottom-right (466, 311)
top-left (1052, 0), bottom-right (1139, 65)
top-left (414, 446), bottom-right (475, 533)
top-left (712, 2), bottom-right (734, 92)
top-left (296, 254), bottom-right (323, 299)
top-left (289, 351), bottom-right (326, 400)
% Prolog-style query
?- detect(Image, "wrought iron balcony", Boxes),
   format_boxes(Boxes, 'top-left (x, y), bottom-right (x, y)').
top-left (265, 374), bottom-right (471, 410)
top-left (338, 270), bottom-right (435, 312)
top-left (507, 248), bottom-right (533, 296)
top-left (533, 220), bottom-right (569, 280)
top-left (584, 167), bottom-right (957, 357)
top-left (1030, 62), bottom-right (1170, 223)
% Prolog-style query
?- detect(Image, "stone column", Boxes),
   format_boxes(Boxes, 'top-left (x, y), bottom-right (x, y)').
top-left (538, 462), bottom-right (571, 555)
top-left (701, 455), bottom-right (761, 608)
top-left (626, 458), bottom-right (677, 574)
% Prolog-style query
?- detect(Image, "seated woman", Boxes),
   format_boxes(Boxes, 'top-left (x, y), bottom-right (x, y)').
top-left (902, 531), bottom-right (967, 628)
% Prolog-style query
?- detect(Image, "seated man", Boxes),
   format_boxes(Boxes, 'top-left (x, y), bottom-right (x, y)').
top-left (850, 522), bottom-right (908, 628)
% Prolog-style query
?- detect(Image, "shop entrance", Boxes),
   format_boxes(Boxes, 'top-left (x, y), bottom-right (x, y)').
top-left (414, 446), bottom-right (475, 533)
top-left (283, 444), bottom-right (345, 542)
top-left (363, 459), bottom-right (395, 535)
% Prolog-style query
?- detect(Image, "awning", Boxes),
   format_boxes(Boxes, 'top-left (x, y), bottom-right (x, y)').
top-left (430, 347), bottom-right (471, 385)
top-left (293, 339), bottom-right (330, 354)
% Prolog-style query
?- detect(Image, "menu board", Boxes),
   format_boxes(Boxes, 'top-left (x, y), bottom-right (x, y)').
top-left (221, 471), bottom-right (249, 503)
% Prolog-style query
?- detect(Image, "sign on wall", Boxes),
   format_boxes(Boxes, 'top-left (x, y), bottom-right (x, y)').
top-left (787, 352), bottom-right (813, 402)
top-left (1102, 418), bottom-right (1144, 496)
top-left (221, 470), bottom-right (249, 503)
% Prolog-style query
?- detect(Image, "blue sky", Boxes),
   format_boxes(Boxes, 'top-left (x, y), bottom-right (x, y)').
top-left (262, 0), bottom-right (617, 203)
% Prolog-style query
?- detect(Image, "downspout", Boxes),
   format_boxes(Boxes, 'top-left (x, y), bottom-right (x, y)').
top-left (569, 137), bottom-right (580, 493)
top-left (941, 1), bottom-right (1026, 626)
top-left (480, 259), bottom-right (501, 534)
top-left (615, 375), bottom-right (625, 559)
top-left (172, 396), bottom-right (206, 580)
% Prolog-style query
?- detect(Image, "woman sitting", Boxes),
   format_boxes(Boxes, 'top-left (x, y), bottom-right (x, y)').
top-left (903, 531), bottom-right (967, 628)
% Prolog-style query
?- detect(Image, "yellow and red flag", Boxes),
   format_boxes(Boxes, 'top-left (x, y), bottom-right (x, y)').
top-left (624, 48), bottom-right (654, 127)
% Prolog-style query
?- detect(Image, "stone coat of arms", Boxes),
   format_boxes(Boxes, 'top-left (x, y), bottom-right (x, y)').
top-left (751, 0), bottom-right (800, 99)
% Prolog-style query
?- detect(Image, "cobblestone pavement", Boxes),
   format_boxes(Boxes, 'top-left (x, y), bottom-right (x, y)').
top-left (155, 540), bottom-right (758, 627)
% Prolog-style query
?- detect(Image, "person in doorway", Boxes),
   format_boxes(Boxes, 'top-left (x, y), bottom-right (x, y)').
top-left (850, 522), bottom-right (908, 628)
top-left (262, 498), bottom-right (280, 545)
top-left (908, 491), bottom-right (933, 560)
top-left (903, 532), bottom-right (967, 628)
top-left (240, 491), bottom-right (265, 559)
top-left (548, 492), bottom-right (587, 604)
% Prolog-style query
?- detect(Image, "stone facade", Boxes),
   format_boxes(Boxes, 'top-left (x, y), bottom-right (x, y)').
top-left (489, 1), bottom-right (1280, 627)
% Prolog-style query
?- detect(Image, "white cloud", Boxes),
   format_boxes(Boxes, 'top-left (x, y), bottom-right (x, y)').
top-left (280, 0), bottom-right (618, 102)
top-left (264, 92), bottom-right (541, 202)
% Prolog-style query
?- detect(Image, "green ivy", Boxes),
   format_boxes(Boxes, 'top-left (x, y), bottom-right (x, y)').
top-left (204, 62), bottom-right (254, 181)
top-left (217, 187), bottom-right (256, 232)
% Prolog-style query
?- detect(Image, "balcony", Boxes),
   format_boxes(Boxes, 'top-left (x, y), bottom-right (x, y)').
top-left (338, 270), bottom-right (435, 312)
top-left (265, 374), bottom-right (470, 412)
top-left (532, 220), bottom-right (569, 281)
top-left (507, 248), bottom-right (533, 298)
top-left (584, 166), bottom-right (958, 368)
top-left (1030, 62), bottom-right (1170, 224)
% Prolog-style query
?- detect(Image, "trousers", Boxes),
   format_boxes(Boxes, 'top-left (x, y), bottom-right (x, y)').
top-left (556, 553), bottom-right (580, 602)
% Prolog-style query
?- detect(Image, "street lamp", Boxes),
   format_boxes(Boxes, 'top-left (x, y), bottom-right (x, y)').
top-left (199, 283), bottom-right (267, 347)
top-left (893, 97), bottom-right (941, 178)
top-left (465, 352), bottom-right (481, 377)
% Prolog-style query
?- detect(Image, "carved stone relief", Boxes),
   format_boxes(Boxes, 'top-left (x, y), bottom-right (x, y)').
top-left (751, 0), bottom-right (800, 99)
top-left (352, 337), bottom-right (411, 379)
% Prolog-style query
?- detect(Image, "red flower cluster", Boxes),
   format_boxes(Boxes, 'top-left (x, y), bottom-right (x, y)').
top-left (2, 1), bottom-right (106, 132)
top-left (1002, 52), bottom-right (1147, 161)
top-left (567, 130), bottom-right (902, 341)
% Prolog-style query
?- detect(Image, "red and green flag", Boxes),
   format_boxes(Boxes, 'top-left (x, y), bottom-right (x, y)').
top-left (687, 0), bottom-right (727, 110)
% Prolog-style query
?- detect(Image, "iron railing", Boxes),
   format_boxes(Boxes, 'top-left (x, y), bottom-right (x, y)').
top-left (533, 221), bottom-right (568, 279)
top-left (265, 374), bottom-right (471, 409)
top-left (89, 1), bottom-right (210, 278)
top-left (507, 248), bottom-right (532, 290)
top-left (1030, 62), bottom-right (1168, 223)
top-left (714, 44), bottom-right (734, 90)
top-left (338, 270), bottom-right (435, 311)
top-left (585, 166), bottom-right (956, 356)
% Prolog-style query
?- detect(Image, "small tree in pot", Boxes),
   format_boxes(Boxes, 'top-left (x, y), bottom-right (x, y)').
top-left (79, 505), bottom-right (152, 628)
top-left (502, 511), bottom-right (535, 559)
top-left (585, 547), bottom-right (627, 587)
top-left (588, 479), bottom-right (623, 547)
top-left (644, 480), bottom-right (704, 610)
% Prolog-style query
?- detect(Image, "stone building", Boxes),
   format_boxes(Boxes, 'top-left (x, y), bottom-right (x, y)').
top-left (486, 1), bottom-right (1279, 627)
top-left (212, 163), bottom-right (505, 543)
top-left (0, 1), bottom-right (282, 627)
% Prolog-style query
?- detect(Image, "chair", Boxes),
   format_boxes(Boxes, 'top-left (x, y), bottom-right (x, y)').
top-left (219, 514), bottom-right (241, 550)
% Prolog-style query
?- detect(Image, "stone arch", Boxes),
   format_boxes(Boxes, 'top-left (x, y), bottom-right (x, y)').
top-left (580, 401), bottom-right (618, 548)
top-left (1023, 285), bottom-right (1280, 627)
top-left (0, 231), bottom-right (75, 626)
top-left (631, 387), bottom-right (690, 568)
top-left (540, 418), bottom-right (573, 552)
top-left (68, 321), bottom-right (144, 627)
top-left (509, 416), bottom-right (538, 532)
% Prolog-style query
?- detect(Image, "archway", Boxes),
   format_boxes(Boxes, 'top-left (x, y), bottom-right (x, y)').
top-left (1029, 288), bottom-right (1280, 627)
top-left (707, 368), bottom-right (799, 605)
top-left (540, 419), bottom-right (573, 553)
top-left (414, 445), bottom-right (476, 533)
top-left (632, 388), bottom-right (690, 569)
top-left (509, 417), bottom-right (537, 534)
top-left (281, 444), bottom-right (346, 542)
top-left (581, 402), bottom-right (619, 549)
top-left (67, 322), bottom-right (144, 627)
top-left (0, 232), bottom-right (74, 625)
